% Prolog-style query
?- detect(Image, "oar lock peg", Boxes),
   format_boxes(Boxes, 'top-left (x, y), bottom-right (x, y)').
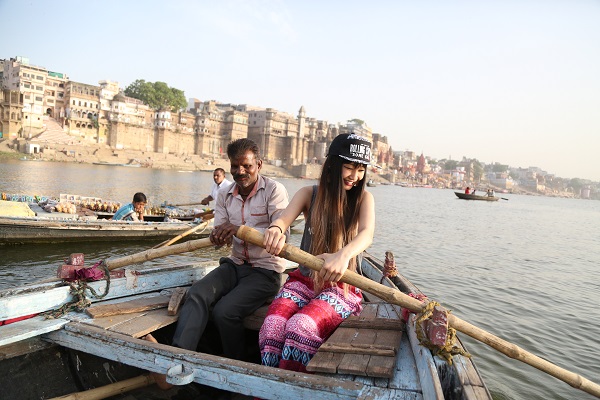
top-left (166, 364), bottom-right (194, 385)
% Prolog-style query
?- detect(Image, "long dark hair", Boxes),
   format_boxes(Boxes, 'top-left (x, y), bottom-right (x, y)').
top-left (310, 155), bottom-right (367, 291)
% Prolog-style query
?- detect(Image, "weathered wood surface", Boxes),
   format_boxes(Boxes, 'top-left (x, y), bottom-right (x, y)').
top-left (307, 303), bottom-right (403, 378)
top-left (85, 295), bottom-right (171, 318)
top-left (45, 322), bottom-right (409, 400)
top-left (87, 308), bottom-right (179, 338)
top-left (0, 316), bottom-right (69, 347)
top-left (167, 287), bottom-right (188, 315)
top-left (0, 263), bottom-right (216, 321)
top-left (0, 216), bottom-right (211, 245)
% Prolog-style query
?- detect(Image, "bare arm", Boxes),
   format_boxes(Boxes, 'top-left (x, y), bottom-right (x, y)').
top-left (319, 190), bottom-right (375, 283)
top-left (263, 186), bottom-right (312, 254)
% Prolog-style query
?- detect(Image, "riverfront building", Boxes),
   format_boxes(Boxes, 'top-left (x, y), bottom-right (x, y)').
top-left (1, 55), bottom-right (378, 170)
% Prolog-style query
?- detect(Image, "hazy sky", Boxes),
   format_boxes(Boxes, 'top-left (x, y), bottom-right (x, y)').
top-left (2, 0), bottom-right (599, 181)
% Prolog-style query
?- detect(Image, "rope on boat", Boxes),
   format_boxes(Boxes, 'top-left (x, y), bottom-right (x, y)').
top-left (380, 251), bottom-right (398, 284)
top-left (415, 300), bottom-right (471, 365)
top-left (43, 261), bottom-right (111, 319)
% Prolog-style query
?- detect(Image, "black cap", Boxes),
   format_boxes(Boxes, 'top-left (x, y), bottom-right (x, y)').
top-left (327, 134), bottom-right (372, 165)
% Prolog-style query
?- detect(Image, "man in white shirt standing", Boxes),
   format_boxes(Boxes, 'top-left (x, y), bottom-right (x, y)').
top-left (201, 168), bottom-right (232, 206)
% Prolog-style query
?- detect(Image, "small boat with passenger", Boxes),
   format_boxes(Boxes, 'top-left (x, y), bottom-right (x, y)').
top-left (0, 227), bottom-right (492, 399)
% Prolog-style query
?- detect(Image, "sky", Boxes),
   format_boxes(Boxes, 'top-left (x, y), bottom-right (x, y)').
top-left (2, 0), bottom-right (599, 181)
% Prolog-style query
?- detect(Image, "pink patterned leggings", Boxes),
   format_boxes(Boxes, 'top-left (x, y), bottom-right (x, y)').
top-left (259, 269), bottom-right (363, 372)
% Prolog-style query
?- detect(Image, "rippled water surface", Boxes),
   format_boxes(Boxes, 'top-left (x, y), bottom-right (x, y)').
top-left (2, 160), bottom-right (600, 400)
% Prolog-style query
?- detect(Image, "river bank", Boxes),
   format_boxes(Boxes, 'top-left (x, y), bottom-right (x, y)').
top-left (0, 139), bottom-right (298, 179)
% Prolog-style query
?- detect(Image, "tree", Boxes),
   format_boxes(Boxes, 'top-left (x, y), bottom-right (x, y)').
top-left (472, 160), bottom-right (484, 182)
top-left (124, 79), bottom-right (187, 112)
top-left (348, 118), bottom-right (365, 126)
top-left (444, 160), bottom-right (458, 171)
top-left (492, 163), bottom-right (509, 173)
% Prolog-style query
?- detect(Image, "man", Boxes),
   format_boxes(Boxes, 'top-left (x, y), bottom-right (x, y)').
top-left (172, 138), bottom-right (289, 361)
top-left (200, 168), bottom-right (231, 205)
top-left (112, 192), bottom-right (146, 221)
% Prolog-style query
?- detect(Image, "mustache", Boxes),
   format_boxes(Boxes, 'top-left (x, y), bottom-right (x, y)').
top-left (234, 174), bottom-right (250, 180)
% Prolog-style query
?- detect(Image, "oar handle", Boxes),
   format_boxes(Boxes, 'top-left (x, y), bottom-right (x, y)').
top-left (235, 225), bottom-right (600, 399)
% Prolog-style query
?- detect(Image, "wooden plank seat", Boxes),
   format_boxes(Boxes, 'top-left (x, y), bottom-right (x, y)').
top-left (80, 288), bottom-right (275, 338)
top-left (307, 303), bottom-right (404, 379)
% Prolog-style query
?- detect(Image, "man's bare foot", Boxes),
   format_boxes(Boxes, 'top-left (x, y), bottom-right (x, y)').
top-left (144, 334), bottom-right (173, 390)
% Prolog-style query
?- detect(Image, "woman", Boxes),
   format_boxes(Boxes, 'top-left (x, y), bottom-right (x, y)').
top-left (259, 133), bottom-right (375, 372)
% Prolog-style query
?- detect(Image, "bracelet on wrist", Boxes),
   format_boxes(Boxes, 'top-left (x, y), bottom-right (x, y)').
top-left (268, 225), bottom-right (283, 234)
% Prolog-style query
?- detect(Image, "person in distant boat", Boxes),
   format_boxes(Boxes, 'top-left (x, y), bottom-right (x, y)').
top-left (465, 187), bottom-right (471, 194)
top-left (259, 133), bottom-right (375, 373)
top-left (487, 188), bottom-right (495, 197)
top-left (112, 192), bottom-right (146, 221)
top-left (200, 168), bottom-right (232, 206)
top-left (171, 138), bottom-right (289, 362)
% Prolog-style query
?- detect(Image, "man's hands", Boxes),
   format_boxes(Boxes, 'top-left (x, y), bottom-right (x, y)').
top-left (200, 197), bottom-right (210, 206)
top-left (210, 222), bottom-right (239, 246)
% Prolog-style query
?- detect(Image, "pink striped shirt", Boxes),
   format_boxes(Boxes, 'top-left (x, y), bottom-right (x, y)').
top-left (214, 175), bottom-right (289, 273)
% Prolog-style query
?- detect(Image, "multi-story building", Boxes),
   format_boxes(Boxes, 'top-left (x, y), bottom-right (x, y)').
top-left (189, 99), bottom-right (249, 158)
top-left (339, 119), bottom-right (373, 144)
top-left (1, 56), bottom-right (68, 137)
top-left (0, 89), bottom-right (23, 139)
top-left (372, 133), bottom-right (392, 168)
top-left (64, 81), bottom-right (102, 143)
top-left (243, 105), bottom-right (310, 166)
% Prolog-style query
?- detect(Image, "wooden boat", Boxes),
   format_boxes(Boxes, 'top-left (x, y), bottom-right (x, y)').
top-left (367, 180), bottom-right (377, 187)
top-left (454, 192), bottom-right (499, 201)
top-left (0, 250), bottom-right (491, 399)
top-left (93, 161), bottom-right (142, 167)
top-left (0, 215), bottom-right (211, 245)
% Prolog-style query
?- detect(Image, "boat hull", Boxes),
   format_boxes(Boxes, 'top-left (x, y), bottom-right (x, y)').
top-left (454, 192), bottom-right (500, 201)
top-left (0, 216), bottom-right (211, 245)
top-left (0, 256), bottom-right (491, 399)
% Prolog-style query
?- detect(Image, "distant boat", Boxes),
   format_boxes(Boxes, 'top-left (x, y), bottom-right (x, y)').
top-left (93, 161), bottom-right (141, 168)
top-left (454, 192), bottom-right (500, 201)
top-left (367, 179), bottom-right (377, 187)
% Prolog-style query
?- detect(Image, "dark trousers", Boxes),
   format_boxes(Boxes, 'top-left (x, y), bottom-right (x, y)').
top-left (172, 258), bottom-right (281, 360)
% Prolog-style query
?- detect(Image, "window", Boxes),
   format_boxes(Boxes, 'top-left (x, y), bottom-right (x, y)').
top-left (36, 96), bottom-right (43, 102)
top-left (36, 86), bottom-right (43, 91)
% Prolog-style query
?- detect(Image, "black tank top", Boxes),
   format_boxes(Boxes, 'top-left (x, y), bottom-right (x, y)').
top-left (298, 185), bottom-right (317, 276)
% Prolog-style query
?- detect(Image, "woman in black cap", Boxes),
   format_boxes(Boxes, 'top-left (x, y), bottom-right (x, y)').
top-left (259, 133), bottom-right (375, 373)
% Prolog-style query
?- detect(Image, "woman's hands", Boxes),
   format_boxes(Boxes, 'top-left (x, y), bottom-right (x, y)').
top-left (317, 251), bottom-right (350, 283)
top-left (263, 225), bottom-right (287, 255)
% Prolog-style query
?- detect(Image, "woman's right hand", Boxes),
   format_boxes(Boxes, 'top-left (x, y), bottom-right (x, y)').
top-left (264, 226), bottom-right (286, 255)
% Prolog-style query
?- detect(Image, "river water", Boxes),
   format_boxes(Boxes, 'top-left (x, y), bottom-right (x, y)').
top-left (1, 159), bottom-right (599, 400)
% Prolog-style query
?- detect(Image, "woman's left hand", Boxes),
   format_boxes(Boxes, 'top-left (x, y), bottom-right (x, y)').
top-left (317, 252), bottom-right (349, 283)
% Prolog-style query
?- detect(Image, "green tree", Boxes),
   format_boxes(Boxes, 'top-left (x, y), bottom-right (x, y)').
top-left (472, 160), bottom-right (484, 182)
top-left (124, 79), bottom-right (187, 112)
top-left (492, 163), bottom-right (509, 173)
top-left (568, 178), bottom-right (584, 193)
top-left (443, 160), bottom-right (458, 171)
top-left (349, 118), bottom-right (365, 126)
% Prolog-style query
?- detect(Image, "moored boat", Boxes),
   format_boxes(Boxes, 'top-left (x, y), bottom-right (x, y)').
top-left (454, 192), bottom-right (500, 201)
top-left (0, 216), bottom-right (212, 245)
top-left (0, 246), bottom-right (491, 399)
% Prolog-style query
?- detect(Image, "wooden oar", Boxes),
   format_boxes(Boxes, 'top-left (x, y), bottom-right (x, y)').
top-left (105, 237), bottom-right (213, 270)
top-left (236, 225), bottom-right (600, 399)
top-left (162, 201), bottom-right (205, 207)
top-left (36, 237), bottom-right (214, 284)
top-left (49, 374), bottom-right (155, 400)
top-left (152, 220), bottom-right (210, 249)
top-left (501, 197), bottom-right (509, 201)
